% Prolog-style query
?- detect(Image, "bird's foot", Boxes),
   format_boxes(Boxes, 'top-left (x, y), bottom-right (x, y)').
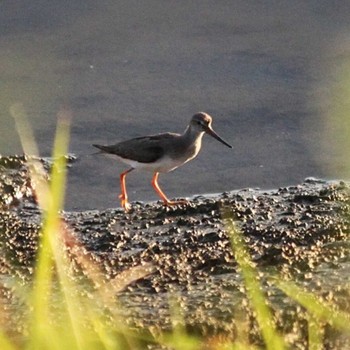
top-left (163, 199), bottom-right (189, 206)
top-left (119, 194), bottom-right (132, 212)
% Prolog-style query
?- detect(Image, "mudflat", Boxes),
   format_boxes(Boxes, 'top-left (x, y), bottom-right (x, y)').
top-left (1, 155), bottom-right (350, 347)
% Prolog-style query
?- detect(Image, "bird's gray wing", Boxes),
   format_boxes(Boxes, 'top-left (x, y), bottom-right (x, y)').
top-left (93, 133), bottom-right (178, 163)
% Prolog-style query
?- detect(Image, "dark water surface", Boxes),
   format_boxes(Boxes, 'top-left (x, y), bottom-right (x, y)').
top-left (1, 1), bottom-right (350, 210)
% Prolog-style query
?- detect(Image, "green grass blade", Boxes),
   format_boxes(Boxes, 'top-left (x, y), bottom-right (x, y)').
top-left (41, 112), bottom-right (89, 350)
top-left (0, 331), bottom-right (16, 350)
top-left (10, 103), bottom-right (39, 160)
top-left (48, 110), bottom-right (70, 214)
top-left (10, 103), bottom-right (50, 209)
top-left (275, 279), bottom-right (350, 332)
top-left (308, 314), bottom-right (324, 350)
top-left (11, 106), bottom-right (78, 349)
top-left (223, 213), bottom-right (286, 350)
top-left (10, 104), bottom-right (55, 348)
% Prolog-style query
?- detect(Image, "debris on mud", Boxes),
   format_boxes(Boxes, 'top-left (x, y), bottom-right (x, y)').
top-left (1, 155), bottom-right (350, 348)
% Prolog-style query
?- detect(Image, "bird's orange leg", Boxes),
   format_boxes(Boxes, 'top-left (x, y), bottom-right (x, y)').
top-left (119, 168), bottom-right (134, 211)
top-left (151, 172), bottom-right (188, 206)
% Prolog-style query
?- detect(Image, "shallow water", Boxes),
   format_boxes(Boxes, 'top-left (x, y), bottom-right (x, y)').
top-left (1, 1), bottom-right (350, 210)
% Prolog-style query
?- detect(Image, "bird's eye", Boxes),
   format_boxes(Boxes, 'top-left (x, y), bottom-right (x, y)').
top-left (196, 121), bottom-right (201, 125)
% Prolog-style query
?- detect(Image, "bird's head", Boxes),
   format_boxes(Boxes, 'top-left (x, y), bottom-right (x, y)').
top-left (190, 112), bottom-right (232, 148)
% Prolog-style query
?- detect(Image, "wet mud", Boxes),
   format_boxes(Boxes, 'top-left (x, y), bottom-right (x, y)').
top-left (1, 155), bottom-right (350, 348)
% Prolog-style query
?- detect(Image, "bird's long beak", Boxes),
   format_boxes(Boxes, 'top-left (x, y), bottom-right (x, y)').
top-left (205, 126), bottom-right (232, 148)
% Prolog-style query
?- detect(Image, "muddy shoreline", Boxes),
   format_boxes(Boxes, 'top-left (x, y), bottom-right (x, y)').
top-left (1, 155), bottom-right (350, 347)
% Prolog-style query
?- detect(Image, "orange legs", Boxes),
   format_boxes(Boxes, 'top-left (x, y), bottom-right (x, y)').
top-left (119, 168), bottom-right (133, 211)
top-left (119, 169), bottom-right (187, 211)
top-left (151, 172), bottom-right (188, 206)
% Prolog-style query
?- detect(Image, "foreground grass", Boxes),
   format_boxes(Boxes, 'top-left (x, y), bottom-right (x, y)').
top-left (1, 104), bottom-right (349, 349)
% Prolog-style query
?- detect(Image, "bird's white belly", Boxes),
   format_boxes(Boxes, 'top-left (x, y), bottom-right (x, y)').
top-left (106, 154), bottom-right (192, 173)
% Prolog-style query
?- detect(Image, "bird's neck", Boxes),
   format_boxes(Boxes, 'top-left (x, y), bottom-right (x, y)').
top-left (183, 126), bottom-right (205, 145)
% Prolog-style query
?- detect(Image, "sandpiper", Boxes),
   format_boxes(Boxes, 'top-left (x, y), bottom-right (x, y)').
top-left (93, 112), bottom-right (232, 211)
